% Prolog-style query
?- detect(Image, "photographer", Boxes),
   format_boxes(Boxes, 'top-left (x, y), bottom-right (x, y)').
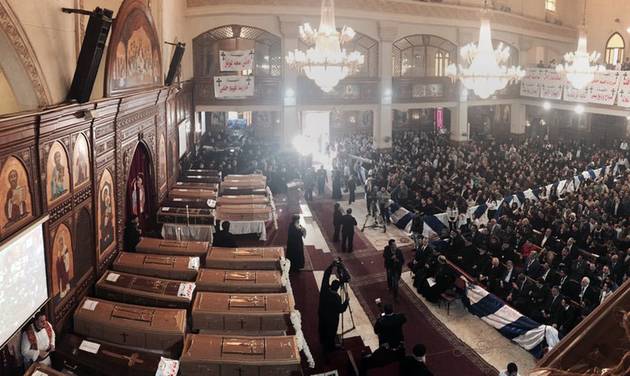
top-left (318, 259), bottom-right (350, 352)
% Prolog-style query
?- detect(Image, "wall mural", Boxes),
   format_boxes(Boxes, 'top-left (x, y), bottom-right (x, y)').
top-left (0, 156), bottom-right (32, 238)
top-left (72, 133), bottom-right (90, 188)
top-left (46, 141), bottom-right (70, 206)
top-left (50, 223), bottom-right (74, 300)
top-left (97, 169), bottom-right (116, 258)
top-left (105, 0), bottom-right (162, 96)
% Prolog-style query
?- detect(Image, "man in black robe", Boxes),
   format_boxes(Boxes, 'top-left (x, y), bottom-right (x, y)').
top-left (332, 202), bottom-right (343, 242)
top-left (123, 215), bottom-right (141, 251)
top-left (213, 221), bottom-right (237, 248)
top-left (384, 239), bottom-right (404, 300)
top-left (318, 261), bottom-right (349, 352)
top-left (286, 214), bottom-right (305, 272)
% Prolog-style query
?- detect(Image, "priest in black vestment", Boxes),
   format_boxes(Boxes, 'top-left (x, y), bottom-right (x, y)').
top-left (286, 214), bottom-right (306, 272)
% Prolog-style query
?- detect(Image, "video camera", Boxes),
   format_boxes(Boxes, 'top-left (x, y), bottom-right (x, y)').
top-left (333, 257), bottom-right (351, 284)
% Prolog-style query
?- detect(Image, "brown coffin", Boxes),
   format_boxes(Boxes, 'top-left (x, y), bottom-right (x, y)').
top-left (136, 237), bottom-right (210, 257)
top-left (174, 181), bottom-right (220, 191)
top-left (181, 174), bottom-right (222, 184)
top-left (217, 195), bottom-right (269, 206)
top-left (169, 187), bottom-right (217, 199)
top-left (163, 197), bottom-right (215, 209)
top-left (73, 297), bottom-right (186, 354)
top-left (205, 247), bottom-right (284, 270)
top-left (156, 206), bottom-right (215, 225)
top-left (95, 270), bottom-right (194, 309)
top-left (220, 186), bottom-right (267, 196)
top-left (112, 252), bottom-right (199, 281)
top-left (179, 334), bottom-right (301, 376)
top-left (53, 333), bottom-right (164, 376)
top-left (191, 292), bottom-right (293, 333)
top-left (223, 174), bottom-right (266, 183)
top-left (196, 269), bottom-right (284, 293)
top-left (220, 180), bottom-right (266, 190)
top-left (24, 363), bottom-right (64, 376)
top-left (216, 205), bottom-right (272, 221)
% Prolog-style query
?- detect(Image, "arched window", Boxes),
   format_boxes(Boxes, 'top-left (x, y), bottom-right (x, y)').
top-left (605, 33), bottom-right (625, 65)
top-left (392, 35), bottom-right (456, 77)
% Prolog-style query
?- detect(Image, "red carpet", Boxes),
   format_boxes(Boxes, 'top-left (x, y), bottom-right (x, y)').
top-left (307, 196), bottom-right (498, 376)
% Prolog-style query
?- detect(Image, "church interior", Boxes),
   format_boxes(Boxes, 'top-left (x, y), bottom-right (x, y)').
top-left (0, 0), bottom-right (630, 375)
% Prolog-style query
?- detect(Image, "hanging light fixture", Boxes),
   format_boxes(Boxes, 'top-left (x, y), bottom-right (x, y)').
top-left (285, 0), bottom-right (364, 92)
top-left (446, 1), bottom-right (524, 99)
top-left (556, 0), bottom-right (605, 90)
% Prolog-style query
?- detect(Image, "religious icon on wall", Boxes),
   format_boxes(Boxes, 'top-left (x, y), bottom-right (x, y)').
top-left (130, 173), bottom-right (146, 216)
top-left (51, 223), bottom-right (74, 300)
top-left (0, 156), bottom-right (32, 237)
top-left (97, 169), bottom-right (116, 258)
top-left (46, 142), bottom-right (71, 206)
top-left (105, 0), bottom-right (162, 96)
top-left (72, 134), bottom-right (91, 188)
top-left (158, 134), bottom-right (167, 187)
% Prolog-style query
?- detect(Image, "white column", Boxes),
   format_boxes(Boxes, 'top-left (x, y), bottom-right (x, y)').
top-left (374, 23), bottom-right (397, 150)
top-left (451, 101), bottom-right (469, 142)
top-left (281, 19), bottom-right (300, 146)
top-left (510, 103), bottom-right (526, 135)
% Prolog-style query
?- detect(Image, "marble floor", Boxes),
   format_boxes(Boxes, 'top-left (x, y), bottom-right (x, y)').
top-left (298, 192), bottom-right (537, 374)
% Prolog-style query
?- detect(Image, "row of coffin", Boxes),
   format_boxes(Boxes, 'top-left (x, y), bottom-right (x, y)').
top-left (158, 172), bottom-right (273, 226)
top-left (26, 237), bottom-right (302, 376)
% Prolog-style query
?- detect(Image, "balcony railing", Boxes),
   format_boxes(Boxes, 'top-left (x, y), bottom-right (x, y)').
top-left (297, 77), bottom-right (380, 105)
top-left (194, 76), bottom-right (282, 107)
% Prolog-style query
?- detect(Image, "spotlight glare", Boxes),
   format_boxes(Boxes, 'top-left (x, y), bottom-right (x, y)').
top-left (574, 105), bottom-right (584, 114)
top-left (543, 102), bottom-right (551, 110)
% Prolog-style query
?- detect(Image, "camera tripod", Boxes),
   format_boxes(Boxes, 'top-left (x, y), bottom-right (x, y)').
top-left (338, 282), bottom-right (357, 344)
top-left (361, 202), bottom-right (386, 233)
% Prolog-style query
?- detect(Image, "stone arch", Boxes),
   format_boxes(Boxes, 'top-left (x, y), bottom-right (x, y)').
top-left (0, 0), bottom-right (51, 111)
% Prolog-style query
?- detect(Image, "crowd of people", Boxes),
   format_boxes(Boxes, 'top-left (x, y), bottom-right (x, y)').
top-left (333, 130), bottom-right (630, 344)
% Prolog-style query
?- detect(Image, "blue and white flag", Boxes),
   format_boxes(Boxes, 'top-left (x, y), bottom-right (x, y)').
top-left (389, 201), bottom-right (414, 233)
top-left (461, 282), bottom-right (559, 356)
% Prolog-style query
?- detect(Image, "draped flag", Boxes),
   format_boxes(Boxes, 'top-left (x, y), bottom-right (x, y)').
top-left (389, 201), bottom-right (414, 233)
top-left (461, 282), bottom-right (559, 357)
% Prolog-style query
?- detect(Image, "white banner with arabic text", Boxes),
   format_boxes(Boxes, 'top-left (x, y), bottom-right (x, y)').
top-left (219, 49), bottom-right (255, 72)
top-left (214, 75), bottom-right (255, 98)
top-left (617, 71), bottom-right (630, 108)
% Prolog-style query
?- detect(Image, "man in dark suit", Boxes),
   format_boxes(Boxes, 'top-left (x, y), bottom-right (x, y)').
top-left (555, 297), bottom-right (577, 337)
top-left (399, 344), bottom-right (433, 376)
top-left (340, 208), bottom-right (357, 252)
top-left (360, 303), bottom-right (407, 375)
top-left (212, 221), bottom-right (237, 248)
top-left (578, 276), bottom-right (597, 305)
top-left (384, 239), bottom-right (405, 300)
top-left (541, 286), bottom-right (563, 324)
top-left (525, 251), bottom-right (543, 279)
top-left (479, 257), bottom-right (504, 295)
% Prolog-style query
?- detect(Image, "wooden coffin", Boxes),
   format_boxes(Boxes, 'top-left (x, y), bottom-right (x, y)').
top-left (192, 292), bottom-right (293, 334)
top-left (112, 252), bottom-right (199, 281)
top-left (170, 187), bottom-right (217, 199)
top-left (174, 181), bottom-right (220, 191)
top-left (163, 197), bottom-right (216, 209)
top-left (73, 297), bottom-right (186, 354)
top-left (220, 180), bottom-right (267, 190)
top-left (220, 186), bottom-right (267, 196)
top-left (95, 270), bottom-right (195, 309)
top-left (179, 334), bottom-right (301, 376)
top-left (156, 206), bottom-right (215, 225)
top-left (136, 237), bottom-right (210, 257)
top-left (24, 363), bottom-right (64, 376)
top-left (180, 174), bottom-right (222, 184)
top-left (217, 195), bottom-right (269, 206)
top-left (223, 174), bottom-right (266, 183)
top-left (187, 168), bottom-right (221, 178)
top-left (53, 333), bottom-right (167, 376)
top-left (196, 269), bottom-right (284, 293)
top-left (205, 247), bottom-right (284, 270)
top-left (216, 205), bottom-right (272, 221)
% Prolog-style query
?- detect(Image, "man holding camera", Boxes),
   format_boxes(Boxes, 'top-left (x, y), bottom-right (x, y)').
top-left (318, 259), bottom-right (350, 352)
top-left (384, 239), bottom-right (405, 300)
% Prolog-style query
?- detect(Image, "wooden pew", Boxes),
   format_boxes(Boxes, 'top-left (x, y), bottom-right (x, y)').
top-left (95, 270), bottom-right (195, 309)
top-left (205, 247), bottom-right (284, 270)
top-left (195, 269), bottom-right (285, 293)
top-left (112, 252), bottom-right (199, 281)
top-left (73, 297), bottom-right (186, 355)
top-left (178, 334), bottom-right (301, 376)
top-left (191, 292), bottom-right (293, 335)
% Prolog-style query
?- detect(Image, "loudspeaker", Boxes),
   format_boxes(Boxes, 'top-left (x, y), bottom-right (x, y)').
top-left (165, 42), bottom-right (186, 86)
top-left (67, 7), bottom-right (113, 103)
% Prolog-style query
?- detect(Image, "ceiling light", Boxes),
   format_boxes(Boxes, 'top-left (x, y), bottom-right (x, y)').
top-left (575, 105), bottom-right (585, 114)
top-left (543, 102), bottom-right (551, 110)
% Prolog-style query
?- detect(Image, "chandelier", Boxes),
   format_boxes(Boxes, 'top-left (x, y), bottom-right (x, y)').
top-left (556, 1), bottom-right (604, 90)
top-left (285, 0), bottom-right (364, 92)
top-left (446, 3), bottom-right (524, 99)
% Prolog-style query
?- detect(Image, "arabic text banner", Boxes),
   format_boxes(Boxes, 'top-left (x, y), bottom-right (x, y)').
top-left (219, 49), bottom-right (255, 72)
top-left (213, 75), bottom-right (255, 98)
